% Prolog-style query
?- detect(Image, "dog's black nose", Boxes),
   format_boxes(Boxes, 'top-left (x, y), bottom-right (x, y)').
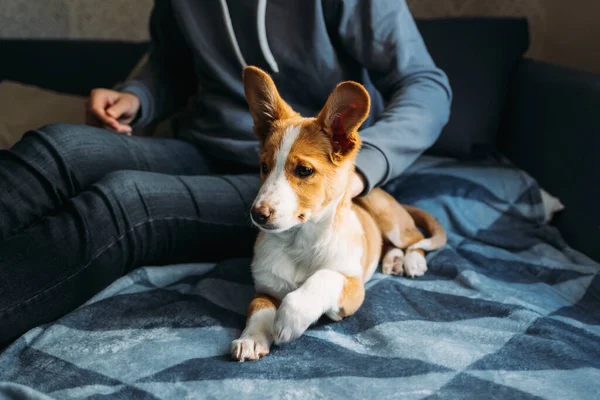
top-left (251, 206), bottom-right (272, 225)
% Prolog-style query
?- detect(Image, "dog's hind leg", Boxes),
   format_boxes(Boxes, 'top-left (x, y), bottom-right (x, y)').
top-left (381, 232), bottom-right (429, 278)
top-left (381, 217), bottom-right (429, 278)
top-left (231, 293), bottom-right (279, 362)
top-left (356, 188), bottom-right (428, 277)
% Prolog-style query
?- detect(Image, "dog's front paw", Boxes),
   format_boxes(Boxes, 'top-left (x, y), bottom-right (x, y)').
top-left (404, 250), bottom-right (428, 278)
top-left (231, 337), bottom-right (270, 362)
top-left (272, 294), bottom-right (314, 345)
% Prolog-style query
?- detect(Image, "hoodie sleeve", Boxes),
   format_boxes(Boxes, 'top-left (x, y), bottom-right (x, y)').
top-left (334, 0), bottom-right (452, 195)
top-left (115, 0), bottom-right (196, 128)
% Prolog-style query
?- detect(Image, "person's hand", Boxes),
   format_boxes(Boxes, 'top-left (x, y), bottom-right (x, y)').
top-left (85, 89), bottom-right (140, 135)
top-left (349, 171), bottom-right (366, 198)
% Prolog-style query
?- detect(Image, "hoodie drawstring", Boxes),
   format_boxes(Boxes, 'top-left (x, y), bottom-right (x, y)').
top-left (256, 0), bottom-right (280, 73)
top-left (218, 0), bottom-right (280, 74)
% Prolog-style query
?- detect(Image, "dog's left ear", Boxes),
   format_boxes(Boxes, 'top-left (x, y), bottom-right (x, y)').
top-left (317, 81), bottom-right (370, 160)
top-left (243, 66), bottom-right (296, 142)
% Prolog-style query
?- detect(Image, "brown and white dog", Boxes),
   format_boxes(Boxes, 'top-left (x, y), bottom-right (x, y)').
top-left (231, 66), bottom-right (447, 362)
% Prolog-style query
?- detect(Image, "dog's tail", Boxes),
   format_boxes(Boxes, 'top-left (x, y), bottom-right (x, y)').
top-left (401, 205), bottom-right (447, 251)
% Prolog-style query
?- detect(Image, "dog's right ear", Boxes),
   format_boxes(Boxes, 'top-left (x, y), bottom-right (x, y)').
top-left (317, 81), bottom-right (370, 161)
top-left (243, 66), bottom-right (296, 142)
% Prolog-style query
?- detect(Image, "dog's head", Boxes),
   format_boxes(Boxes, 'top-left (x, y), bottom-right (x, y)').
top-left (243, 66), bottom-right (370, 232)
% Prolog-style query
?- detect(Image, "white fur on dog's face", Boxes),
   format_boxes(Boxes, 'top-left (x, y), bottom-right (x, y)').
top-left (251, 125), bottom-right (301, 232)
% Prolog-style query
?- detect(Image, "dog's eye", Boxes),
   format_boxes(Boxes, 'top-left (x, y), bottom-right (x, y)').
top-left (261, 163), bottom-right (268, 174)
top-left (295, 165), bottom-right (314, 177)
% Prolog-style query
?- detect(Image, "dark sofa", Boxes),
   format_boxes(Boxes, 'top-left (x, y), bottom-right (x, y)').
top-left (0, 18), bottom-right (598, 262)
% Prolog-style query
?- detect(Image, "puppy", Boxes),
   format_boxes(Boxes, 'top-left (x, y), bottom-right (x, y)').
top-left (231, 66), bottom-right (446, 362)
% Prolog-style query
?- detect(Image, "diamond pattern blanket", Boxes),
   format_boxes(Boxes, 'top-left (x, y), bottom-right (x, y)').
top-left (1, 156), bottom-right (599, 399)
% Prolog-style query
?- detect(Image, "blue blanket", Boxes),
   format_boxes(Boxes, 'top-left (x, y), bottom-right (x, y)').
top-left (1, 156), bottom-right (599, 399)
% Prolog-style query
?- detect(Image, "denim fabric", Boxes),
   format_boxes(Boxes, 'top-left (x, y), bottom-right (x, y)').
top-left (0, 124), bottom-right (259, 344)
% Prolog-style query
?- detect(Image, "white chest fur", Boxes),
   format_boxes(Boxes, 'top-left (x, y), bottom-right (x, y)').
top-left (251, 204), bottom-right (364, 299)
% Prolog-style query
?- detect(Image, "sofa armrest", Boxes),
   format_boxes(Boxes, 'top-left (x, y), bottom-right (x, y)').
top-left (498, 59), bottom-right (600, 262)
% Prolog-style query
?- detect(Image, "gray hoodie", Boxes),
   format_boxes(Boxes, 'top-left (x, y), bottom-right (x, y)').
top-left (118, 0), bottom-right (452, 194)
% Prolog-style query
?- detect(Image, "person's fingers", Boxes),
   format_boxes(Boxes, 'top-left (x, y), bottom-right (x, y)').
top-left (88, 105), bottom-right (120, 131)
top-left (87, 90), bottom-right (116, 125)
top-left (85, 106), bottom-right (108, 128)
top-left (90, 105), bottom-right (116, 125)
top-left (90, 103), bottom-right (131, 134)
top-left (114, 123), bottom-right (133, 135)
top-left (85, 89), bottom-right (138, 134)
top-left (103, 121), bottom-right (132, 135)
top-left (106, 97), bottom-right (133, 120)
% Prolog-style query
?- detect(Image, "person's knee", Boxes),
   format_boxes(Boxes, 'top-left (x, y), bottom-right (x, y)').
top-left (36, 123), bottom-right (78, 136)
top-left (9, 123), bottom-right (91, 166)
top-left (20, 123), bottom-right (110, 167)
top-left (19, 123), bottom-right (90, 157)
top-left (32, 123), bottom-right (90, 147)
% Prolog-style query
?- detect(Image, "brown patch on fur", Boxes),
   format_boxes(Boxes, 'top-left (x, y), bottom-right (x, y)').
top-left (355, 188), bottom-right (416, 242)
top-left (286, 119), bottom-right (337, 214)
top-left (401, 228), bottom-right (425, 248)
top-left (247, 293), bottom-right (279, 321)
top-left (410, 248), bottom-right (425, 256)
top-left (402, 205), bottom-right (448, 249)
top-left (352, 203), bottom-right (383, 280)
top-left (337, 276), bottom-right (365, 319)
top-left (257, 124), bottom-right (284, 183)
top-left (356, 188), bottom-right (429, 250)
top-left (243, 66), bottom-right (298, 142)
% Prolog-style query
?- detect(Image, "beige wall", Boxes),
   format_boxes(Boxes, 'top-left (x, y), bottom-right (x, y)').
top-left (1, 0), bottom-right (599, 74)
top-left (0, 0), bottom-right (152, 42)
top-left (541, 0), bottom-right (600, 74)
top-left (407, 0), bottom-right (600, 74)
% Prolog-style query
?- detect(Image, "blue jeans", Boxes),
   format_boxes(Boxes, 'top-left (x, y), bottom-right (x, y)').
top-left (0, 124), bottom-right (259, 344)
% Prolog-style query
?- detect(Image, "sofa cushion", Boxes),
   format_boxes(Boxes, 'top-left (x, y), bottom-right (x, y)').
top-left (416, 18), bottom-right (530, 158)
